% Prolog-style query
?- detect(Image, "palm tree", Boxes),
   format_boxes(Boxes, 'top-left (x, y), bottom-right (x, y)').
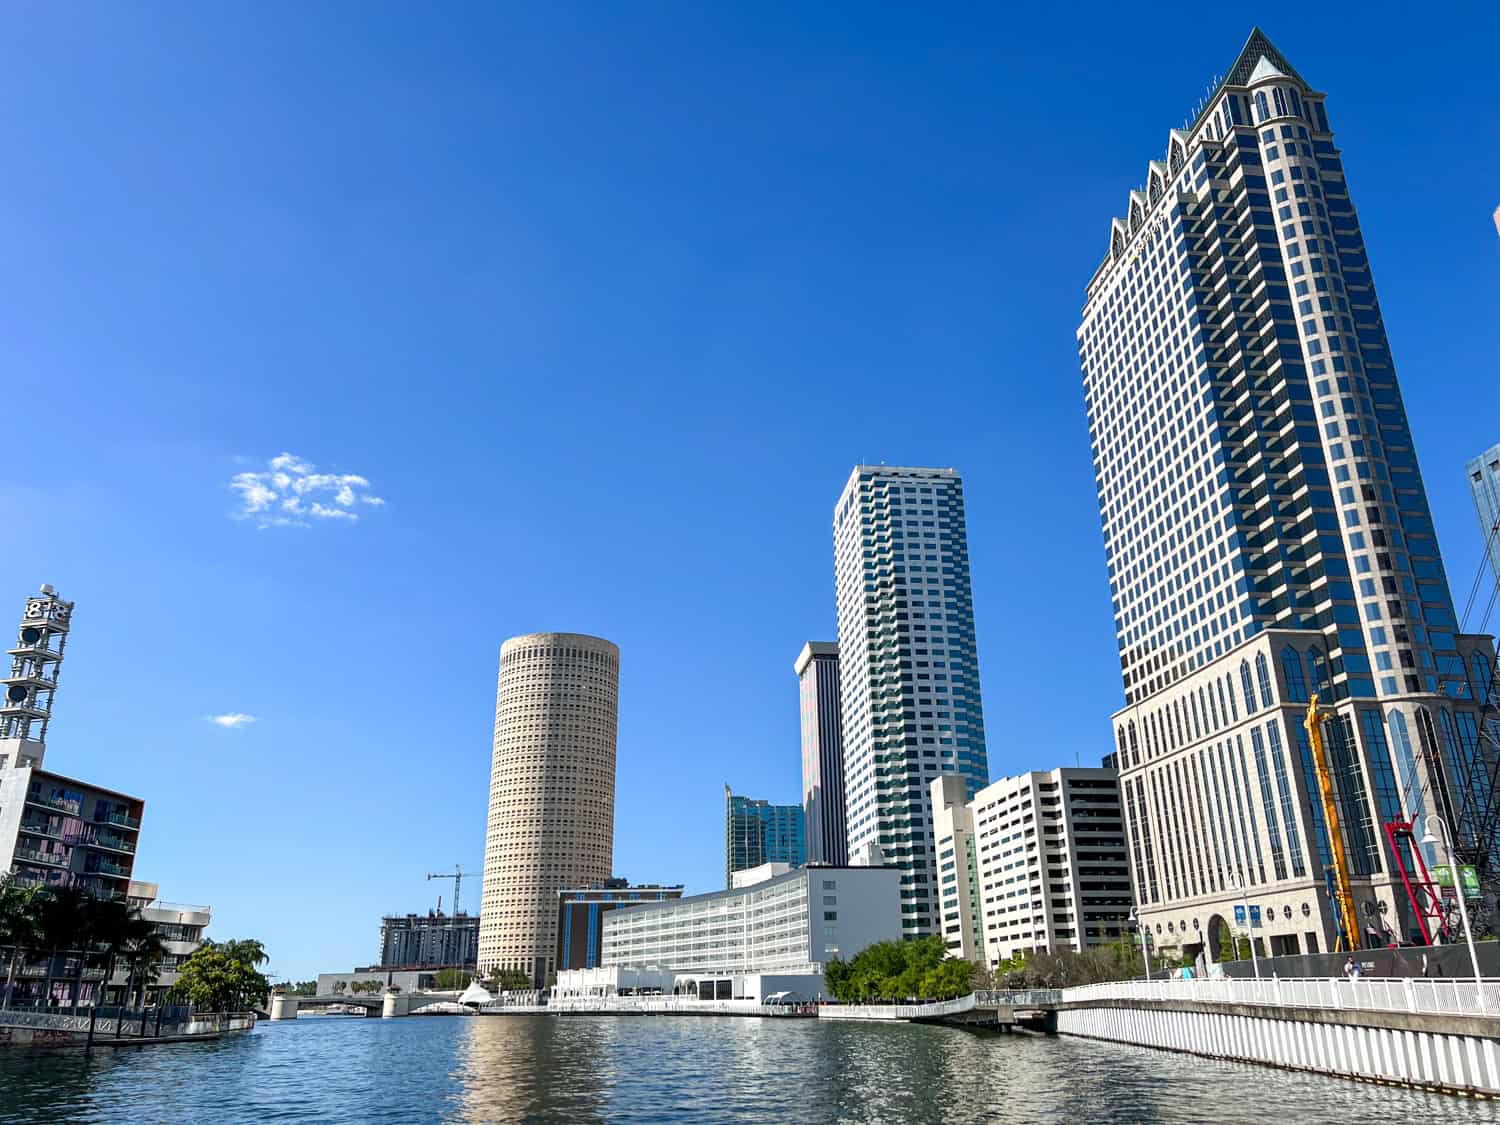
top-left (35, 885), bottom-right (93, 1010)
top-left (121, 919), bottom-right (168, 1009)
top-left (0, 878), bottom-right (41, 1010)
top-left (218, 938), bottom-right (268, 967)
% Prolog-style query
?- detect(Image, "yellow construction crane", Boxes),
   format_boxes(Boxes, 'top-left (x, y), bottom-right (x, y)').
top-left (1305, 695), bottom-right (1359, 951)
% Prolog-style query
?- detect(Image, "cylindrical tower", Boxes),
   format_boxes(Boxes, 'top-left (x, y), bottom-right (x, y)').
top-left (478, 632), bottom-right (619, 987)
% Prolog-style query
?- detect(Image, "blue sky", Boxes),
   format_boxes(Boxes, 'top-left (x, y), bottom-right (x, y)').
top-left (2, 4), bottom-right (1497, 981)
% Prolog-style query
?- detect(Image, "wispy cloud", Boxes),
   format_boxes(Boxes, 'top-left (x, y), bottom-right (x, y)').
top-left (208, 713), bottom-right (258, 729)
top-left (229, 452), bottom-right (386, 529)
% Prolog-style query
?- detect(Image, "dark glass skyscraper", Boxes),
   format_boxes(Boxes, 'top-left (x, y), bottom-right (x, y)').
top-left (1081, 30), bottom-right (1498, 957)
top-left (724, 787), bottom-right (806, 887)
top-left (1466, 444), bottom-right (1500, 595)
top-left (796, 641), bottom-right (848, 866)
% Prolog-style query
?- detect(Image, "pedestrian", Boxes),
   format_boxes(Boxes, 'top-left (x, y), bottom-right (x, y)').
top-left (1422, 953), bottom-right (1430, 978)
top-left (1343, 955), bottom-right (1361, 980)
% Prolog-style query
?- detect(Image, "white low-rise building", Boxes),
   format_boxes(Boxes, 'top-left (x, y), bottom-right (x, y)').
top-left (554, 863), bottom-right (901, 1003)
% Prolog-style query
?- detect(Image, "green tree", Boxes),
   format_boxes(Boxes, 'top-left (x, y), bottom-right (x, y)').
top-left (823, 937), bottom-right (974, 1003)
top-left (284, 980), bottom-right (317, 996)
top-left (434, 968), bottom-right (474, 990)
top-left (488, 968), bottom-right (532, 992)
top-left (169, 939), bottom-right (271, 1013)
top-left (0, 878), bottom-right (41, 1011)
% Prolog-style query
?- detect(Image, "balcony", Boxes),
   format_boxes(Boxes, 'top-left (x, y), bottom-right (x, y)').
top-left (25, 793), bottom-right (80, 816)
top-left (86, 860), bottom-right (132, 879)
top-left (74, 833), bottom-right (136, 856)
top-left (97, 811), bottom-right (142, 831)
top-left (15, 848), bottom-right (69, 869)
top-left (17, 820), bottom-right (63, 841)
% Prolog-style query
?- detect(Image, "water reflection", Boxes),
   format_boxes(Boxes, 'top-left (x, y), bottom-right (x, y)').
top-left (1, 1014), bottom-right (1499, 1124)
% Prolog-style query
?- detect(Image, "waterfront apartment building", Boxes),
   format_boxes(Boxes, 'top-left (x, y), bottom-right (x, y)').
top-left (1079, 29), bottom-right (1499, 959)
top-left (555, 880), bottom-right (684, 971)
top-left (0, 586), bottom-right (144, 909)
top-left (934, 769), bottom-right (1130, 966)
top-left (796, 642), bottom-right (848, 866)
top-left (1466, 444), bottom-right (1500, 593)
top-left (600, 863), bottom-right (901, 976)
top-left (110, 881), bottom-right (211, 1004)
top-left (724, 788), bottom-right (805, 886)
top-left (379, 911), bottom-right (479, 970)
top-left (833, 465), bottom-right (990, 937)
top-left (479, 633), bottom-right (620, 987)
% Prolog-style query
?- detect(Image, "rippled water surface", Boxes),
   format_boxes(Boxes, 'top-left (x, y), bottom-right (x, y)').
top-left (2, 1015), bottom-right (1498, 1123)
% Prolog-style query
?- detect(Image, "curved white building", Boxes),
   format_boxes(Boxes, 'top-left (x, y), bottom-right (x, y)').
top-left (478, 632), bottom-right (619, 986)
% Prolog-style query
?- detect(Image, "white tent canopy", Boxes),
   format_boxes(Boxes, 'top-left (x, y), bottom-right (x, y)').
top-left (458, 981), bottom-right (495, 1006)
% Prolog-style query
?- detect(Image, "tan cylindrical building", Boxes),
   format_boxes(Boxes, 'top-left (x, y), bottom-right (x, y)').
top-left (478, 632), bottom-right (619, 986)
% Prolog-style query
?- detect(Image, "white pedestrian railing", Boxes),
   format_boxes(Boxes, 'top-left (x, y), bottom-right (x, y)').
top-left (1060, 976), bottom-right (1500, 1019)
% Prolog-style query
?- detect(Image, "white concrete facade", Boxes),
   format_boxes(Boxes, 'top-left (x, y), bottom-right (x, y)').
top-left (601, 864), bottom-right (901, 976)
top-left (931, 774), bottom-right (983, 961)
top-left (943, 768), bottom-right (1131, 966)
top-left (479, 633), bottom-right (619, 987)
top-left (833, 466), bottom-right (989, 939)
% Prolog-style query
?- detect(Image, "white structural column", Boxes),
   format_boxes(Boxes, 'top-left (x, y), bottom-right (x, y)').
top-left (478, 632), bottom-right (619, 987)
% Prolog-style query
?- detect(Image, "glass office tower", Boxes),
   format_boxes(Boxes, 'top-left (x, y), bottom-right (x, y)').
top-left (724, 788), bottom-right (806, 887)
top-left (1080, 30), bottom-right (1498, 957)
top-left (1466, 444), bottom-right (1500, 594)
top-left (832, 465), bottom-right (990, 937)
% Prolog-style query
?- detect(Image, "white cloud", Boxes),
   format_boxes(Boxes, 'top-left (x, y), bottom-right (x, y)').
top-left (230, 452), bottom-right (385, 528)
top-left (208, 713), bottom-right (257, 729)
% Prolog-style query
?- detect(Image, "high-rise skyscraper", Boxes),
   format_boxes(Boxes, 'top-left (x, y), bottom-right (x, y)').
top-left (833, 465), bottom-right (989, 938)
top-left (478, 632), bottom-right (619, 986)
top-left (795, 641), bottom-right (847, 866)
top-left (1465, 444), bottom-right (1500, 594)
top-left (1081, 29), bottom-right (1498, 959)
top-left (724, 787), bottom-right (805, 886)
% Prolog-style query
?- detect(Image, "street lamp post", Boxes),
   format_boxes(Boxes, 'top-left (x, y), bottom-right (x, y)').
top-left (1130, 908), bottom-right (1153, 981)
top-left (1228, 871), bottom-right (1261, 980)
top-left (1422, 814), bottom-right (1485, 1012)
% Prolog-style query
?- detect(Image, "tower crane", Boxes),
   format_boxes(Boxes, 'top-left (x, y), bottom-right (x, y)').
top-left (427, 864), bottom-right (479, 917)
top-left (1305, 695), bottom-right (1360, 951)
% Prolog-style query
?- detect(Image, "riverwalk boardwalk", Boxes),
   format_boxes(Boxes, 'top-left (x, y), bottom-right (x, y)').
top-left (823, 977), bottom-right (1500, 1098)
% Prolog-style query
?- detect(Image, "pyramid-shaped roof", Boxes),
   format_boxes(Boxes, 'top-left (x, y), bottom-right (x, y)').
top-left (1247, 55), bottom-right (1287, 83)
top-left (1189, 28), bottom-right (1306, 132)
top-left (1224, 28), bottom-right (1305, 89)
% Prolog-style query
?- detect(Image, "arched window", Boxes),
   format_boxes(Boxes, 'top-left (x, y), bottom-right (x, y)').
top-left (1281, 646), bottom-right (1308, 703)
top-left (1288, 87), bottom-right (1303, 119)
top-left (1470, 653), bottom-right (1494, 705)
top-left (1224, 675), bottom-right (1238, 722)
top-left (1386, 710), bottom-right (1425, 831)
top-left (1240, 660), bottom-right (1257, 714)
top-left (1308, 649), bottom-right (1333, 699)
top-left (1254, 91), bottom-right (1270, 121)
top-left (1117, 724), bottom-right (1128, 762)
top-left (1127, 721), bottom-right (1140, 767)
top-left (1255, 653), bottom-right (1274, 708)
top-left (1169, 140), bottom-right (1184, 174)
top-left (1272, 88), bottom-right (1288, 117)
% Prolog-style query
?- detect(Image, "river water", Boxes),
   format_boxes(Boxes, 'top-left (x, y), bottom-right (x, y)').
top-left (2, 1014), bottom-right (1497, 1123)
